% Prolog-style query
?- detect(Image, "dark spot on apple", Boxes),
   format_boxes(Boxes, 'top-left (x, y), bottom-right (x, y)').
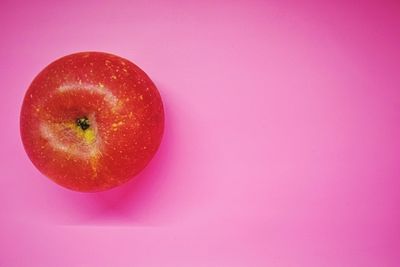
top-left (76, 117), bottom-right (90, 130)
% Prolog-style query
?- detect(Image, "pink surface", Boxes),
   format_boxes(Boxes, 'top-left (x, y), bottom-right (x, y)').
top-left (1, 0), bottom-right (400, 266)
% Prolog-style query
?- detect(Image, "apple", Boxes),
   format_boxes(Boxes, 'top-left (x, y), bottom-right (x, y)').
top-left (20, 52), bottom-right (164, 192)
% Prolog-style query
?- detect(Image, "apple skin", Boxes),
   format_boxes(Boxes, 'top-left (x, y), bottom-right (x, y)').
top-left (20, 52), bottom-right (164, 192)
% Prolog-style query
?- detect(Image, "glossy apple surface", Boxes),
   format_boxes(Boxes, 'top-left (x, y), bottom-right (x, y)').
top-left (20, 52), bottom-right (164, 192)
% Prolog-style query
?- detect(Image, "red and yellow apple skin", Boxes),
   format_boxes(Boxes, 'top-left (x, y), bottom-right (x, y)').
top-left (20, 52), bottom-right (164, 192)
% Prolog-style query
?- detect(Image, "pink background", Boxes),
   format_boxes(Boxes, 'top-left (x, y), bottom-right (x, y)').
top-left (1, 0), bottom-right (399, 266)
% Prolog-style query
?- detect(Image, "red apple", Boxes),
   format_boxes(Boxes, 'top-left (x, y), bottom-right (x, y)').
top-left (20, 52), bottom-right (164, 192)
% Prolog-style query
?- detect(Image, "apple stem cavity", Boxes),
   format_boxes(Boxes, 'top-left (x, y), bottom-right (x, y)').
top-left (76, 117), bottom-right (90, 131)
